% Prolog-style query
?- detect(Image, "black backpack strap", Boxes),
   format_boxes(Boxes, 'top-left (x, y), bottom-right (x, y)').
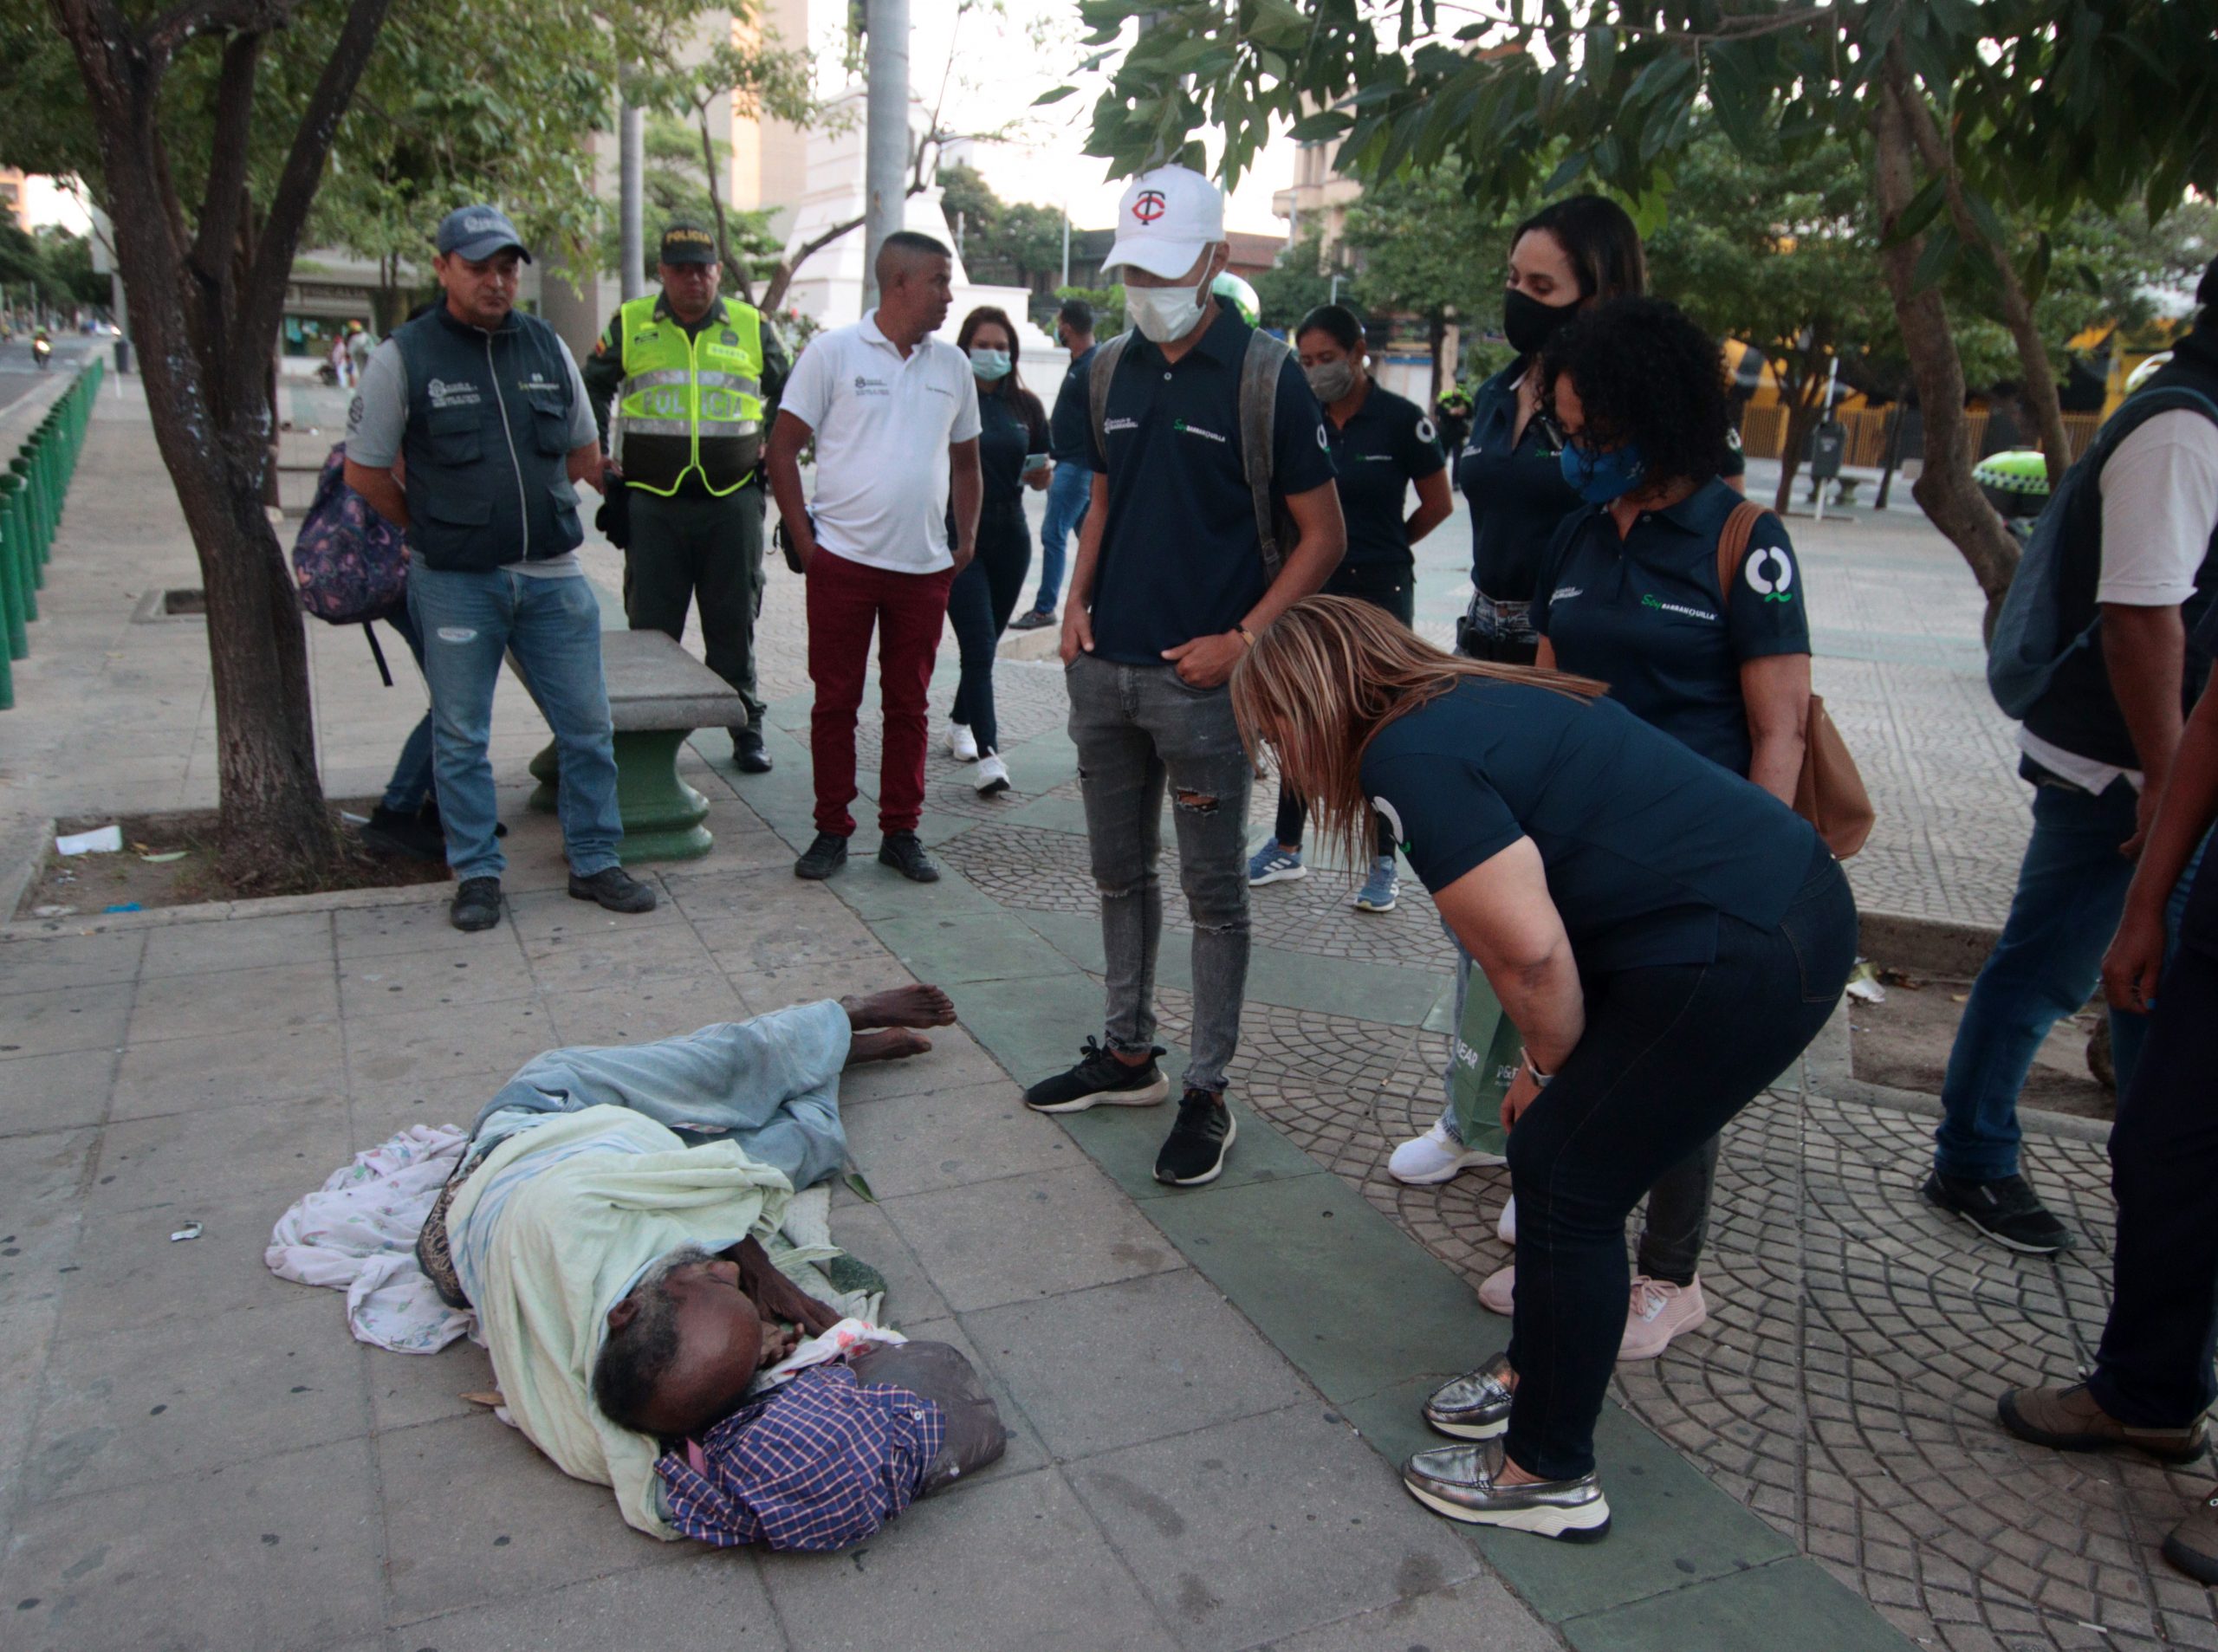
top-left (1239, 330), bottom-right (1292, 583)
top-left (362, 621), bottom-right (394, 689)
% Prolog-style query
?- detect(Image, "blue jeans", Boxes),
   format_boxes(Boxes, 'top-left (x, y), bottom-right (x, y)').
top-left (408, 564), bottom-right (623, 882)
top-left (381, 606), bottom-right (436, 817)
top-left (1935, 774), bottom-right (2195, 1180)
top-left (1028, 461), bottom-right (1091, 616)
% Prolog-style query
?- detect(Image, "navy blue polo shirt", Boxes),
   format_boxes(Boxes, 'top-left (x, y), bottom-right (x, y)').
top-left (1456, 360), bottom-right (1745, 602)
top-left (1327, 382), bottom-right (1445, 571)
top-left (976, 388), bottom-right (1050, 508)
top-left (1361, 677), bottom-right (1821, 974)
top-left (1533, 476), bottom-right (1809, 779)
top-left (1047, 342), bottom-right (1098, 461)
top-left (1088, 307), bottom-right (1336, 664)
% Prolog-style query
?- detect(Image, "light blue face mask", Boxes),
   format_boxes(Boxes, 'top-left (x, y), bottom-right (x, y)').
top-left (1560, 438), bottom-right (1647, 504)
top-left (969, 347), bottom-right (1012, 381)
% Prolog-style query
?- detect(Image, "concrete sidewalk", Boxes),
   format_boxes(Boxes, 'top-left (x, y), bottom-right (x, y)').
top-left (3, 387), bottom-right (2209, 1652)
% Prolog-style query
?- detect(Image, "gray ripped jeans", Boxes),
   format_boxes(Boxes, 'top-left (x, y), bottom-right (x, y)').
top-left (1067, 654), bottom-right (1252, 1093)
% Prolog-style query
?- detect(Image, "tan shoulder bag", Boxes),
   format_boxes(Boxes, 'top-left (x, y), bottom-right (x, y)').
top-left (1715, 500), bottom-right (1875, 858)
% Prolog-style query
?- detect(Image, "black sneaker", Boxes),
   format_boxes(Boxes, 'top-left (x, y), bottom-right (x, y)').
top-left (569, 865), bottom-right (658, 913)
top-left (1024, 1038), bottom-right (1171, 1113)
top-left (1009, 608), bottom-right (1055, 631)
top-left (732, 727), bottom-right (773, 774)
top-left (878, 831), bottom-right (940, 883)
top-left (450, 876), bottom-right (503, 933)
top-left (794, 831), bottom-right (849, 880)
top-left (361, 805), bottom-right (445, 861)
top-left (1156, 1088), bottom-right (1237, 1187)
top-left (1922, 1170), bottom-right (2075, 1254)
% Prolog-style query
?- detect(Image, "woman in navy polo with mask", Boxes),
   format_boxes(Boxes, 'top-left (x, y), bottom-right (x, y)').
top-left (943, 306), bottom-right (1051, 797)
top-left (1248, 306), bottom-right (1453, 913)
top-left (1488, 294), bottom-right (1813, 1358)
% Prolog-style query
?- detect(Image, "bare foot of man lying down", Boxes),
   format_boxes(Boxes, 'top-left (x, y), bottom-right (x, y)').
top-left (847, 1027), bottom-right (934, 1064)
top-left (841, 984), bottom-right (957, 1031)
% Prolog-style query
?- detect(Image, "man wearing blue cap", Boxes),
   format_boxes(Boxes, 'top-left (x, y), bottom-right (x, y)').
top-left (346, 205), bottom-right (658, 934)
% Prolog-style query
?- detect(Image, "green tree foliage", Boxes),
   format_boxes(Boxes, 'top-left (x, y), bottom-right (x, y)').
top-left (1056, 282), bottom-right (1125, 334)
top-left (1064, 0), bottom-right (2218, 606)
top-left (597, 115), bottom-right (783, 292)
top-left (1249, 227), bottom-right (1336, 330)
top-left (937, 161), bottom-right (1068, 288)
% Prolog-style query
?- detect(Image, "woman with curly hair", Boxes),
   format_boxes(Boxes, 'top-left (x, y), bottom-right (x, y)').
top-left (1229, 596), bottom-right (1854, 1539)
top-left (1392, 198), bottom-right (1744, 1191)
top-left (942, 306), bottom-right (1051, 795)
top-left (1462, 293), bottom-right (1813, 1357)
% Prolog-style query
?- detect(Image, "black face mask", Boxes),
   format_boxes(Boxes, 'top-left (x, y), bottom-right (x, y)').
top-left (1503, 287), bottom-right (1579, 357)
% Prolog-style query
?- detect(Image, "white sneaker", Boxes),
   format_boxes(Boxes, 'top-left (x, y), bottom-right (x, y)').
top-left (974, 752), bottom-right (1011, 796)
top-left (1496, 1194), bottom-right (1516, 1246)
top-left (1387, 1118), bottom-right (1506, 1185)
top-left (1618, 1275), bottom-right (1708, 1361)
top-left (947, 722), bottom-right (979, 763)
top-left (1477, 1264), bottom-right (1514, 1316)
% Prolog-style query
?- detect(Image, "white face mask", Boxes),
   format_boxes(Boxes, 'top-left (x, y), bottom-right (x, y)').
top-left (1126, 278), bottom-right (1209, 344)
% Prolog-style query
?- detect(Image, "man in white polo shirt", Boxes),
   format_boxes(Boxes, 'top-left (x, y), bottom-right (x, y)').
top-left (767, 231), bottom-right (983, 883)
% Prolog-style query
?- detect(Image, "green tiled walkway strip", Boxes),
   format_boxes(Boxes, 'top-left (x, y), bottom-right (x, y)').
top-left (738, 678), bottom-right (1915, 1651)
top-left (0, 357), bottom-right (107, 709)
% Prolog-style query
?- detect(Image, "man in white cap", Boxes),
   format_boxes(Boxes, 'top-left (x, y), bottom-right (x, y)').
top-left (1025, 165), bottom-right (1347, 1189)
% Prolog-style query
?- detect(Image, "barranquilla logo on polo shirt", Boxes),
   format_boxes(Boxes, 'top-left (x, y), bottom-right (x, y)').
top-left (1640, 593), bottom-right (1720, 622)
top-left (1745, 545), bottom-right (1796, 603)
top-left (1171, 418), bottom-right (1228, 444)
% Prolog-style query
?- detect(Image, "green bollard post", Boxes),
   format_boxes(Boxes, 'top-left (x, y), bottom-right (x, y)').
top-left (0, 477), bottom-right (31, 628)
top-left (0, 476), bottom-right (24, 652)
top-left (10, 457), bottom-right (46, 586)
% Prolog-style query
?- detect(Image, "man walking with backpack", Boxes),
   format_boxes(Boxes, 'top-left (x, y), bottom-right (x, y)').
top-left (1928, 256), bottom-right (2218, 1253)
top-left (1023, 165), bottom-right (1346, 1187)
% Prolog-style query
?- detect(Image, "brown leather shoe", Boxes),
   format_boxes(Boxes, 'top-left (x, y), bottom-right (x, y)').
top-left (1997, 1383), bottom-right (2208, 1464)
top-left (2163, 1487), bottom-right (2218, 1586)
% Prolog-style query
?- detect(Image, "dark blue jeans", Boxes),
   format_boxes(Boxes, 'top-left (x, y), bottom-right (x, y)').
top-left (381, 605), bottom-right (436, 817)
top-left (946, 501), bottom-right (1031, 754)
top-left (1028, 460), bottom-right (1091, 616)
top-left (1504, 847), bottom-right (1857, 1480)
top-left (1935, 774), bottom-right (2197, 1181)
top-left (2088, 849), bottom-right (2218, 1428)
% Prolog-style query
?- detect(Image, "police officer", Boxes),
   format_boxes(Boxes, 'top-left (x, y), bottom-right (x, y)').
top-left (583, 222), bottom-right (789, 774)
top-left (344, 205), bottom-right (655, 934)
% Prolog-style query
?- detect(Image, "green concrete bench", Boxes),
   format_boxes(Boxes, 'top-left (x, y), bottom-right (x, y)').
top-left (525, 628), bottom-right (745, 863)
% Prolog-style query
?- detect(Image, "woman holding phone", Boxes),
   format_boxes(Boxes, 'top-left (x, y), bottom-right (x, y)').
top-left (943, 307), bottom-right (1051, 795)
top-left (1230, 596), bottom-right (1853, 1540)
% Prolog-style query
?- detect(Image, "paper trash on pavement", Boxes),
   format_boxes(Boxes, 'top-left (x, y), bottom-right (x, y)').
top-left (55, 825), bottom-right (124, 856)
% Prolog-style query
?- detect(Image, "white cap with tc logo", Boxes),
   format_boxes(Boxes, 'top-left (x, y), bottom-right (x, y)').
top-left (1103, 165), bottom-right (1226, 281)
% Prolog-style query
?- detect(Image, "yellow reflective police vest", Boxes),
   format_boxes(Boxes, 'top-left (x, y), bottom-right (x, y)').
top-left (614, 295), bottom-right (765, 496)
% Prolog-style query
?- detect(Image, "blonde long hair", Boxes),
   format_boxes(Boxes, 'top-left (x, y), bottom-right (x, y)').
top-left (1229, 597), bottom-right (1605, 874)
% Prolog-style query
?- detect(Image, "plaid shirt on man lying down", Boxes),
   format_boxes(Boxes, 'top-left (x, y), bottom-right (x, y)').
top-left (656, 1362), bottom-right (947, 1551)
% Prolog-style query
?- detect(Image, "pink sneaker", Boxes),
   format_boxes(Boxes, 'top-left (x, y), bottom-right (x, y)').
top-left (1618, 1275), bottom-right (1707, 1361)
top-left (1477, 1264), bottom-right (1514, 1316)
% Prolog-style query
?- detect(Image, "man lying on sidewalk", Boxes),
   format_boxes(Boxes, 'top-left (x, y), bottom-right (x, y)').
top-left (405, 984), bottom-right (1008, 1545)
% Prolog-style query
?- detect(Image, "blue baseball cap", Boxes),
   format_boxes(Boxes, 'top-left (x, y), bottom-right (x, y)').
top-left (435, 204), bottom-right (531, 263)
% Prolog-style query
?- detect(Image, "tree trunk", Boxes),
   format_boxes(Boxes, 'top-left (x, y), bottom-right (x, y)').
top-left (1888, 47), bottom-right (2073, 482)
top-left (1871, 73), bottom-right (2021, 606)
top-left (1771, 334), bottom-right (1831, 515)
top-left (697, 103), bottom-right (756, 305)
top-left (1426, 309), bottom-right (1446, 402)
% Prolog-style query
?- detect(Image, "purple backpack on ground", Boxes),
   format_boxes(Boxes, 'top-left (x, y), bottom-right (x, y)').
top-left (292, 442), bottom-right (408, 625)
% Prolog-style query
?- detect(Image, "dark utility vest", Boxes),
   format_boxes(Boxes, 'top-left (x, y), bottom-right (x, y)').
top-left (2021, 338), bottom-right (2218, 770)
top-left (394, 306), bottom-right (585, 573)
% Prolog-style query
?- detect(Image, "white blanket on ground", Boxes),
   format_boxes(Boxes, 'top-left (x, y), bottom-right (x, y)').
top-left (264, 1124), bottom-right (478, 1355)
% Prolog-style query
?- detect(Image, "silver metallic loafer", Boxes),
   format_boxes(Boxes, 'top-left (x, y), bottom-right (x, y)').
top-left (1402, 1440), bottom-right (1612, 1541)
top-left (1422, 1352), bottom-right (1515, 1439)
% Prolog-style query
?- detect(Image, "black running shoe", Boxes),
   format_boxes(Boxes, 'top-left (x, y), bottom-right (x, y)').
top-left (1922, 1169), bottom-right (2074, 1254)
top-left (878, 831), bottom-right (941, 883)
top-left (794, 831), bottom-right (849, 880)
top-left (450, 876), bottom-right (503, 933)
top-left (732, 727), bottom-right (774, 774)
top-left (569, 865), bottom-right (658, 914)
top-left (1155, 1088), bottom-right (1237, 1187)
top-left (1024, 1038), bottom-right (1170, 1113)
top-left (360, 805), bottom-right (445, 861)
